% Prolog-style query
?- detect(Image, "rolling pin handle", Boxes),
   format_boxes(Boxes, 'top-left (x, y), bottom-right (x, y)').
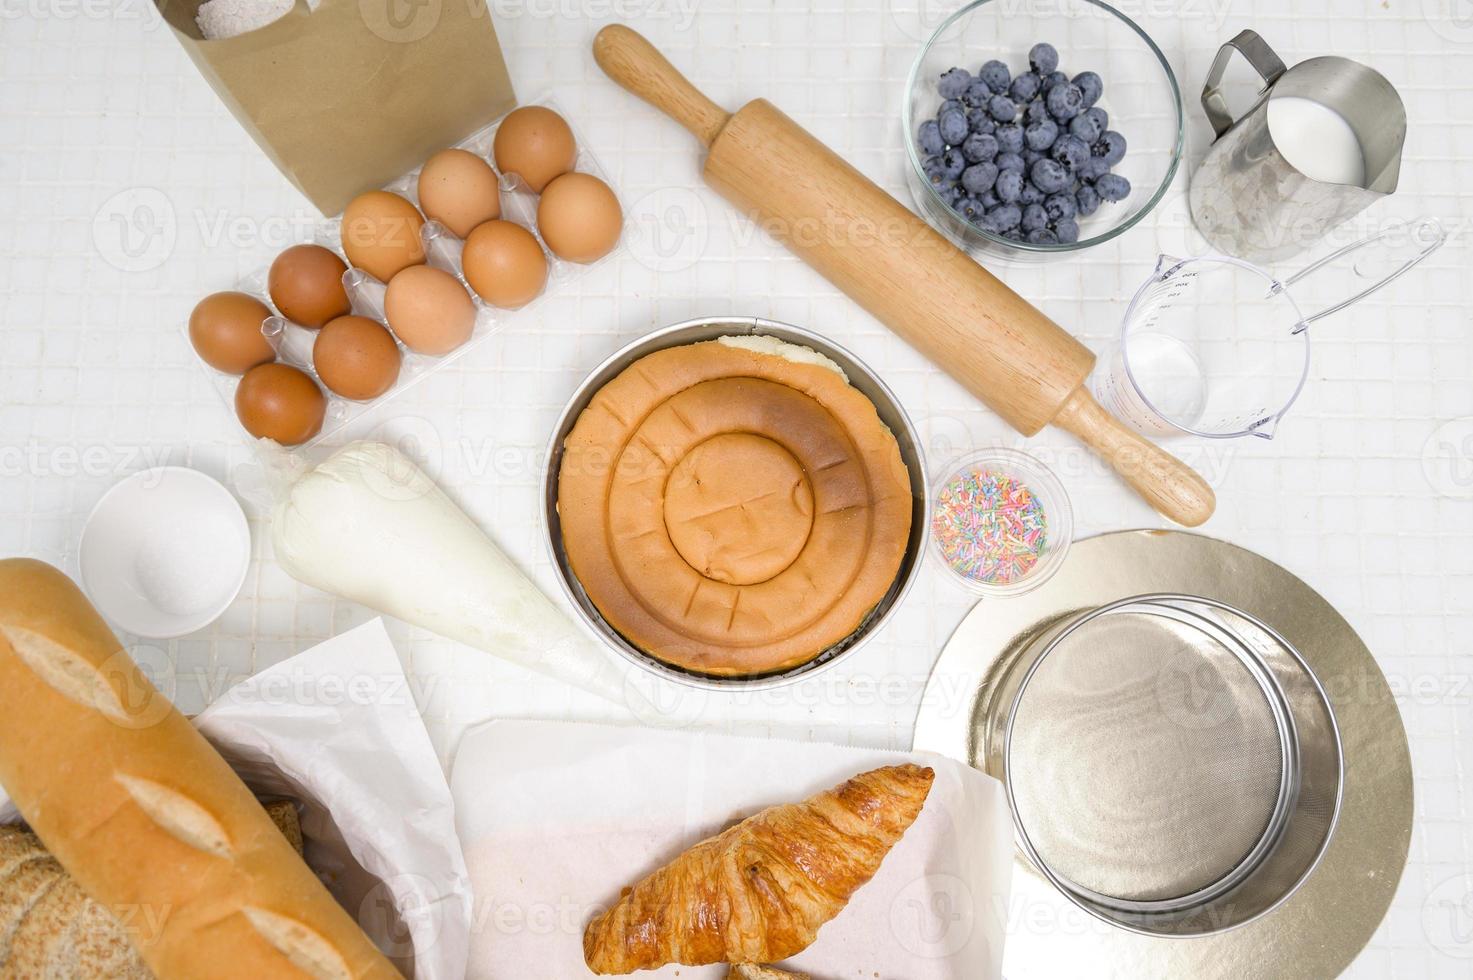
top-left (1054, 388), bottom-right (1217, 527)
top-left (593, 25), bottom-right (732, 148)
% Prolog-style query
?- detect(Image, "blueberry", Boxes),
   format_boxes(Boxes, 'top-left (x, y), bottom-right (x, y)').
top-left (1076, 183), bottom-right (1100, 216)
top-left (968, 107), bottom-right (995, 134)
top-left (995, 168), bottom-right (1023, 203)
top-left (1024, 117), bottom-right (1059, 151)
top-left (1046, 83), bottom-right (1085, 122)
top-left (988, 94), bottom-right (1016, 123)
top-left (917, 119), bottom-right (944, 156)
top-left (1026, 100), bottom-right (1051, 125)
top-left (962, 132), bottom-right (998, 163)
top-left (941, 98), bottom-right (963, 116)
top-left (978, 59), bottom-right (1010, 92)
top-left (955, 195), bottom-right (986, 221)
top-left (1030, 157), bottom-right (1071, 194)
top-left (1051, 134), bottom-right (1089, 172)
top-left (1026, 227), bottom-right (1060, 245)
top-left (964, 78), bottom-right (992, 106)
top-left (1019, 182), bottom-right (1044, 205)
top-left (1021, 202), bottom-right (1048, 232)
top-left (1095, 173), bottom-right (1131, 201)
top-left (1073, 71), bottom-right (1103, 108)
top-left (981, 203), bottom-right (1022, 232)
top-left (1068, 110), bottom-right (1102, 144)
top-left (923, 155), bottom-right (949, 187)
top-left (1077, 156), bottom-right (1109, 181)
top-left (995, 151), bottom-right (1025, 173)
top-left (1022, 148), bottom-right (1043, 167)
top-left (1083, 106), bottom-right (1108, 134)
top-left (979, 189), bottom-right (1000, 210)
top-left (1010, 72), bottom-right (1041, 103)
top-left (1029, 42), bottom-right (1060, 76)
top-left (940, 147), bottom-right (967, 179)
top-left (939, 182), bottom-right (964, 206)
top-left (994, 123), bottom-right (1024, 154)
top-left (1043, 192), bottom-right (1077, 223)
top-left (1041, 70), bottom-right (1068, 91)
top-left (961, 161), bottom-right (999, 195)
top-left (1054, 217), bottom-right (1080, 243)
top-left (938, 108), bottom-right (969, 146)
top-left (1092, 130), bottom-right (1127, 166)
top-left (938, 67), bottom-right (972, 100)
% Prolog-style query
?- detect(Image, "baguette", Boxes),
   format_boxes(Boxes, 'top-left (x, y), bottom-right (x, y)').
top-left (0, 559), bottom-right (400, 980)
top-left (1, 801), bottom-right (306, 977)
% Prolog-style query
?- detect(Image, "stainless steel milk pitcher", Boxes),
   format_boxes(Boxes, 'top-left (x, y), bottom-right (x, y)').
top-left (1188, 30), bottom-right (1406, 263)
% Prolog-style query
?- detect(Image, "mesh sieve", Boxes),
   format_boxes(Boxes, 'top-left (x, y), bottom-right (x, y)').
top-left (1006, 598), bottom-right (1297, 913)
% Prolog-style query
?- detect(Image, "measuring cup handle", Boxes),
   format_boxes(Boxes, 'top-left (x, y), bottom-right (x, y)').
top-left (1202, 30), bottom-right (1288, 139)
top-left (1285, 218), bottom-right (1448, 329)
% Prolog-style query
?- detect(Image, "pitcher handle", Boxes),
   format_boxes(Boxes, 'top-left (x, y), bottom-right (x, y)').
top-left (1280, 218), bottom-right (1447, 332)
top-left (1202, 30), bottom-right (1288, 139)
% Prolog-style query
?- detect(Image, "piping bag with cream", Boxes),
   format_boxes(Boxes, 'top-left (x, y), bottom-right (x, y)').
top-left (593, 25), bottom-right (1215, 527)
top-left (272, 441), bottom-right (633, 704)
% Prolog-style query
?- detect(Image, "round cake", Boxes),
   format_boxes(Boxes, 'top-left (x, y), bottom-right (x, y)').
top-left (557, 337), bottom-right (914, 677)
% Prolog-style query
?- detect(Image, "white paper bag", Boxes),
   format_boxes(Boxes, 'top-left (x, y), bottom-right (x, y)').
top-left (0, 619), bottom-right (472, 980)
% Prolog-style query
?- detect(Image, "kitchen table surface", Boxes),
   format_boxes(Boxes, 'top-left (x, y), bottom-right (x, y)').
top-left (2, 1), bottom-right (1470, 976)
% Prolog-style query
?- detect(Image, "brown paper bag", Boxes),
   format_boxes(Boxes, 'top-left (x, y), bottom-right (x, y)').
top-left (158, 0), bottom-right (516, 215)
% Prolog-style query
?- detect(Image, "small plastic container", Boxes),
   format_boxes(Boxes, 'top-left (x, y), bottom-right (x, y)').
top-left (188, 95), bottom-right (627, 455)
top-left (79, 467), bottom-right (250, 638)
top-left (928, 447), bottom-right (1072, 596)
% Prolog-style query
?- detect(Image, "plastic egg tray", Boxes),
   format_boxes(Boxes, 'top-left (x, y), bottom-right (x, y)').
top-left (185, 95), bottom-right (627, 455)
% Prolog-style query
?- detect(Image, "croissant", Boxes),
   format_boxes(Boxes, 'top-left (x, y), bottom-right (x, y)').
top-left (730, 966), bottom-right (811, 980)
top-left (583, 763), bottom-right (935, 974)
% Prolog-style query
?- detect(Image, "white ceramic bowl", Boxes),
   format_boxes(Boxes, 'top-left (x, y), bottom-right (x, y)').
top-left (79, 467), bottom-right (250, 638)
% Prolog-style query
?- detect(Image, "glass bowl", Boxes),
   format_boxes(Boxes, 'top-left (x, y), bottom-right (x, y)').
top-left (903, 0), bottom-right (1184, 261)
top-left (929, 448), bottom-right (1073, 597)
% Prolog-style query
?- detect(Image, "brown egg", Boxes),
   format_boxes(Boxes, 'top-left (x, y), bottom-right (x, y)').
top-left (417, 149), bottom-right (501, 239)
top-left (313, 315), bottom-right (402, 400)
top-left (461, 220), bottom-right (548, 309)
top-left (383, 265), bottom-right (477, 355)
top-left (340, 191), bottom-right (426, 283)
top-left (189, 291), bottom-right (275, 375)
top-left (268, 244), bottom-right (350, 328)
top-left (492, 106), bottom-right (576, 193)
top-left (235, 363), bottom-right (325, 446)
top-left (537, 172), bottom-right (623, 263)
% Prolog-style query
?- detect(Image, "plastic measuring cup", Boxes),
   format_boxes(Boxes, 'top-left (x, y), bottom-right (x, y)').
top-left (1093, 219), bottom-right (1445, 439)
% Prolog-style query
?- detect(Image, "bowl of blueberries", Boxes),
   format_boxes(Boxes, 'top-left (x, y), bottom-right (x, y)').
top-left (904, 0), bottom-right (1183, 258)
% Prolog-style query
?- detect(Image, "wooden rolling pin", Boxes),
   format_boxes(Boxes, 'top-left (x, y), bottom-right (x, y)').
top-left (594, 25), bottom-right (1215, 527)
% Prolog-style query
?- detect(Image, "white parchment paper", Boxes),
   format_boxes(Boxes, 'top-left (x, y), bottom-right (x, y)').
top-left (449, 720), bottom-right (1012, 979)
top-left (1, 618), bottom-right (472, 980)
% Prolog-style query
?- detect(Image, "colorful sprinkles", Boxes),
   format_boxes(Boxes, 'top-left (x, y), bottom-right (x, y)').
top-left (932, 467), bottom-right (1049, 585)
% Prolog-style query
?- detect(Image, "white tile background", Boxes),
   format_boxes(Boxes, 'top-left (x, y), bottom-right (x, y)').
top-left (1, 0), bottom-right (1471, 976)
